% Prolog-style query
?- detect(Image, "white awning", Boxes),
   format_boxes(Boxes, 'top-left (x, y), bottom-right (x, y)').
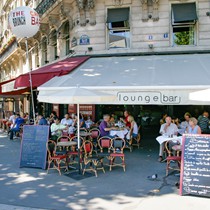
top-left (38, 54), bottom-right (210, 105)
top-left (2, 80), bottom-right (25, 93)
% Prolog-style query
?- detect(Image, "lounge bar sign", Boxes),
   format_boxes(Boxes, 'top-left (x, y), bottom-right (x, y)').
top-left (117, 91), bottom-right (182, 105)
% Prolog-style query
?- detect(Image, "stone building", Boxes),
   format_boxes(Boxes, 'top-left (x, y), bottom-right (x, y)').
top-left (0, 0), bottom-right (210, 118)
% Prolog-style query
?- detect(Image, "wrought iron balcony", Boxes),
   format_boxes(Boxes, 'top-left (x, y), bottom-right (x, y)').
top-left (35, 0), bottom-right (57, 16)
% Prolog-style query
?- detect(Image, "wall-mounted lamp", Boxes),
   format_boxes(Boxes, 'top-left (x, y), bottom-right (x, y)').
top-left (88, 47), bottom-right (93, 52)
top-left (206, 12), bottom-right (210, 16)
top-left (148, 14), bottom-right (152, 19)
top-left (55, 55), bottom-right (60, 59)
top-left (45, 60), bottom-right (49, 64)
top-left (148, 44), bottom-right (153, 49)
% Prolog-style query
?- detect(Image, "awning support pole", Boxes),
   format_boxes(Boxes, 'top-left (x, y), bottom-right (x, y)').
top-left (25, 38), bottom-right (36, 124)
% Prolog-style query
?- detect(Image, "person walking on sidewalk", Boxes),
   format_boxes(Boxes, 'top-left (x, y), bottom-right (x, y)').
top-left (9, 114), bottom-right (24, 140)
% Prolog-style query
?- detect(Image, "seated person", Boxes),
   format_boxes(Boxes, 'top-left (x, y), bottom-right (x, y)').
top-left (160, 113), bottom-right (167, 125)
top-left (120, 110), bottom-right (131, 128)
top-left (198, 111), bottom-right (210, 134)
top-left (73, 113), bottom-right (86, 128)
top-left (99, 114), bottom-right (117, 137)
top-left (61, 113), bottom-right (73, 127)
top-left (50, 118), bottom-right (68, 141)
top-left (186, 117), bottom-right (201, 134)
top-left (48, 111), bottom-right (58, 125)
top-left (38, 114), bottom-right (48, 125)
top-left (109, 115), bottom-right (116, 127)
top-left (7, 112), bottom-right (16, 133)
top-left (9, 114), bottom-right (24, 140)
top-left (158, 116), bottom-right (178, 162)
top-left (127, 115), bottom-right (138, 139)
top-left (85, 116), bottom-right (94, 129)
top-left (179, 112), bottom-right (191, 135)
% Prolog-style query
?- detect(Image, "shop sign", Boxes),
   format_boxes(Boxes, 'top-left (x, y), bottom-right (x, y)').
top-left (117, 91), bottom-right (182, 105)
top-left (79, 35), bottom-right (90, 45)
top-left (71, 37), bottom-right (77, 47)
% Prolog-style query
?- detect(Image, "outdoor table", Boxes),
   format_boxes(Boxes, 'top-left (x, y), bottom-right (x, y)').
top-left (156, 135), bottom-right (182, 145)
top-left (56, 141), bottom-right (77, 170)
top-left (57, 141), bottom-right (77, 147)
top-left (79, 132), bottom-right (92, 138)
top-left (110, 128), bottom-right (129, 139)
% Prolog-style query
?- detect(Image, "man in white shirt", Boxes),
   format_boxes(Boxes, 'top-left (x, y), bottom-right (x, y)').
top-left (7, 112), bottom-right (16, 133)
top-left (61, 114), bottom-right (73, 127)
top-left (158, 116), bottom-right (178, 162)
top-left (51, 118), bottom-right (68, 141)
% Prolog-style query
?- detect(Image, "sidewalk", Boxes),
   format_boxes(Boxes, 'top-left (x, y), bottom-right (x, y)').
top-left (0, 130), bottom-right (209, 210)
top-left (0, 204), bottom-right (47, 210)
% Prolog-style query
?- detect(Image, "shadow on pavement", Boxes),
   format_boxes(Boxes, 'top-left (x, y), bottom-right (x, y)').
top-left (0, 126), bottom-right (181, 210)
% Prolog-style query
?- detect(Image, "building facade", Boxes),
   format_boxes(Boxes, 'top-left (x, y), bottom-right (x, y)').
top-left (0, 0), bottom-right (210, 118)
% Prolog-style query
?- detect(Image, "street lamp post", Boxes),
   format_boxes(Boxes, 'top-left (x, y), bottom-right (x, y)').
top-left (25, 38), bottom-right (36, 124)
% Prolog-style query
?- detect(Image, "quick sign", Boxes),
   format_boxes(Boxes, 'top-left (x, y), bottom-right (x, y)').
top-left (117, 91), bottom-right (181, 105)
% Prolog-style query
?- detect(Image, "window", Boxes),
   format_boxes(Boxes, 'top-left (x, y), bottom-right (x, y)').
top-left (42, 36), bottom-right (47, 64)
top-left (49, 30), bottom-right (57, 60)
top-left (63, 22), bottom-right (70, 55)
top-left (107, 8), bottom-right (130, 49)
top-left (171, 3), bottom-right (197, 46)
top-left (173, 26), bottom-right (194, 46)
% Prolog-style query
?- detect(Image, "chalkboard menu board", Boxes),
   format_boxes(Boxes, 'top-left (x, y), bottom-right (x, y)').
top-left (180, 134), bottom-right (210, 197)
top-left (20, 125), bottom-right (49, 169)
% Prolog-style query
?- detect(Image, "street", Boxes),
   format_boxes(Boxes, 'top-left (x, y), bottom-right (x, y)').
top-left (0, 130), bottom-right (209, 210)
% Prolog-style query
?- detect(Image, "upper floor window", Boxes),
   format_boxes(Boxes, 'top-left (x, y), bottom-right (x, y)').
top-left (107, 8), bottom-right (130, 49)
top-left (63, 22), bottom-right (70, 56)
top-left (171, 2), bottom-right (197, 46)
top-left (41, 36), bottom-right (47, 64)
top-left (49, 30), bottom-right (57, 60)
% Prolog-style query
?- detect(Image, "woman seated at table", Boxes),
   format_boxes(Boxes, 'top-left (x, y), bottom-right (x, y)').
top-left (127, 115), bottom-right (138, 140)
top-left (186, 117), bottom-right (201, 134)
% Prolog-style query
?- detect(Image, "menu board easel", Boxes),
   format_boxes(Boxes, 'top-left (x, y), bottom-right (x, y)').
top-left (180, 134), bottom-right (210, 197)
top-left (20, 125), bottom-right (49, 170)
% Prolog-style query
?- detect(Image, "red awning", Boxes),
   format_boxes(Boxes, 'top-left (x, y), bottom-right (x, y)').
top-left (14, 56), bottom-right (89, 89)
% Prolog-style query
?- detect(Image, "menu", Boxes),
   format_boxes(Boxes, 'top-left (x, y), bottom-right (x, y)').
top-left (180, 134), bottom-right (210, 197)
top-left (20, 125), bottom-right (49, 169)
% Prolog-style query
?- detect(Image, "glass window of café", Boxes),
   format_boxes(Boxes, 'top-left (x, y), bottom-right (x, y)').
top-left (48, 30), bottom-right (58, 60)
top-left (171, 2), bottom-right (198, 46)
top-left (106, 8), bottom-right (130, 49)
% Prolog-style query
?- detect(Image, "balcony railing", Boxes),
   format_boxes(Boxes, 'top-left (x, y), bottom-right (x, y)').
top-left (35, 0), bottom-right (57, 16)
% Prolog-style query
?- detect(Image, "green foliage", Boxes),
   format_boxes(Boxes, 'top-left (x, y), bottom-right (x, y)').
top-left (174, 30), bottom-right (194, 45)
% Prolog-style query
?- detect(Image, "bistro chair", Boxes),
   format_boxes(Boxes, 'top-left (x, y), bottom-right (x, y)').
top-left (97, 136), bottom-right (112, 164)
top-left (46, 140), bottom-right (68, 175)
top-left (68, 136), bottom-right (84, 167)
top-left (81, 140), bottom-right (105, 177)
top-left (89, 128), bottom-right (101, 153)
top-left (110, 137), bottom-right (126, 172)
top-left (16, 123), bottom-right (25, 139)
top-left (62, 129), bottom-right (69, 136)
top-left (131, 126), bottom-right (141, 149)
top-left (75, 127), bottom-right (87, 134)
top-left (165, 140), bottom-right (181, 176)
